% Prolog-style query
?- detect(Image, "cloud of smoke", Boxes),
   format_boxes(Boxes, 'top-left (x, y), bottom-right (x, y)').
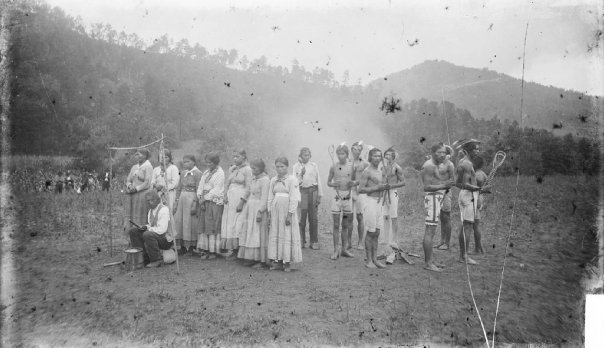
top-left (264, 94), bottom-right (392, 198)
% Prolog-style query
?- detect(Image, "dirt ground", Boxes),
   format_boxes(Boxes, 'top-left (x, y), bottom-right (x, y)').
top-left (3, 176), bottom-right (600, 347)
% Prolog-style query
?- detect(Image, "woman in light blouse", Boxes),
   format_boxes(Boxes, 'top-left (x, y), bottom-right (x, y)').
top-left (221, 149), bottom-right (252, 260)
top-left (173, 155), bottom-right (202, 254)
top-left (267, 157), bottom-right (302, 272)
top-left (124, 148), bottom-right (153, 232)
top-left (196, 152), bottom-right (225, 259)
top-left (151, 148), bottom-right (180, 213)
top-left (238, 159), bottom-right (270, 266)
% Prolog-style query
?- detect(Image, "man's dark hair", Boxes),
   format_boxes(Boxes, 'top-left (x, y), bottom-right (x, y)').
top-left (368, 148), bottom-right (381, 160)
top-left (462, 142), bottom-right (478, 153)
top-left (431, 142), bottom-right (445, 154)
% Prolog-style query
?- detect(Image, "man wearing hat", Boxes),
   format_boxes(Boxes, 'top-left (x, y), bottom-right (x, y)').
top-left (128, 190), bottom-right (173, 268)
top-left (293, 147), bottom-right (323, 250)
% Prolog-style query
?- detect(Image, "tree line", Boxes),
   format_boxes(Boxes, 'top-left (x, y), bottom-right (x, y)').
top-left (6, 0), bottom-right (600, 177)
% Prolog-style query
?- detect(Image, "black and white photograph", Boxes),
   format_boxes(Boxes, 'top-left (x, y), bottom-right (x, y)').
top-left (1, 0), bottom-right (603, 346)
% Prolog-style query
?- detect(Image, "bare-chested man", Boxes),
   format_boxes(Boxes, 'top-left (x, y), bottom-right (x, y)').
top-left (420, 143), bottom-right (455, 272)
top-left (327, 144), bottom-right (354, 260)
top-left (455, 140), bottom-right (488, 265)
top-left (349, 141), bottom-right (369, 250)
top-left (433, 147), bottom-right (456, 250)
top-left (358, 148), bottom-right (389, 269)
top-left (472, 156), bottom-right (489, 254)
top-left (383, 148), bottom-right (406, 251)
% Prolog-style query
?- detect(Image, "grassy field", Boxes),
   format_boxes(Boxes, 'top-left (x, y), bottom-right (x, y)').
top-left (4, 174), bottom-right (600, 347)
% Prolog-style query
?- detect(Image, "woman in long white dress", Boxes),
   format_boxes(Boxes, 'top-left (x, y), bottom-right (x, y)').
top-left (238, 159), bottom-right (270, 266)
top-left (267, 157), bottom-right (303, 272)
top-left (220, 149), bottom-right (252, 259)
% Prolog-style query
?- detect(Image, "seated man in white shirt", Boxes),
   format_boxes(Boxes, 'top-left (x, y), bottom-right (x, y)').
top-left (129, 190), bottom-right (173, 268)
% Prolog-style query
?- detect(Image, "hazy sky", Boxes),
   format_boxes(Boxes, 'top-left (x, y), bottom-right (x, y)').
top-left (46, 0), bottom-right (603, 95)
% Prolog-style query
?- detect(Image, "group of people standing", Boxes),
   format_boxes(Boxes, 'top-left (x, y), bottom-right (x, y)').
top-left (124, 138), bottom-right (492, 273)
top-left (124, 147), bottom-right (304, 271)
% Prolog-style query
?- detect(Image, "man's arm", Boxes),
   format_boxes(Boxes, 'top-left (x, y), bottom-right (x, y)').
top-left (456, 163), bottom-right (480, 191)
top-left (358, 170), bottom-right (384, 194)
top-left (447, 161), bottom-right (456, 185)
top-left (326, 166), bottom-right (336, 188)
top-left (390, 164), bottom-right (405, 189)
top-left (147, 206), bottom-right (169, 234)
top-left (314, 163), bottom-right (323, 198)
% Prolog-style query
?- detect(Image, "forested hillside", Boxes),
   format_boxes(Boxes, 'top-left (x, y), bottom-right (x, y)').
top-left (6, 1), bottom-right (600, 176)
top-left (370, 60), bottom-right (599, 136)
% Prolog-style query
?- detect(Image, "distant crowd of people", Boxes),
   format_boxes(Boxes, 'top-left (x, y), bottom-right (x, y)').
top-left (48, 170), bottom-right (113, 193)
top-left (126, 138), bottom-right (493, 272)
top-left (11, 168), bottom-right (113, 193)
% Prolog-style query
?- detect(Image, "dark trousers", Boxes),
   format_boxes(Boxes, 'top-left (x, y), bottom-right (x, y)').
top-left (299, 186), bottom-right (319, 244)
top-left (102, 181), bottom-right (110, 191)
top-left (128, 228), bottom-right (172, 262)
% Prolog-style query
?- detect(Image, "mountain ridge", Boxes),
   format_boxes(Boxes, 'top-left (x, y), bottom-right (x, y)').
top-left (369, 59), bottom-right (597, 136)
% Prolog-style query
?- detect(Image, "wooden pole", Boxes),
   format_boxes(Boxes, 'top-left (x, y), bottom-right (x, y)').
top-left (108, 148), bottom-right (113, 257)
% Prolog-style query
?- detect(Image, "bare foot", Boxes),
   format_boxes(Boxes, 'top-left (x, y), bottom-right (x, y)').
top-left (437, 244), bottom-right (449, 250)
top-left (458, 257), bottom-right (478, 265)
top-left (433, 243), bottom-right (444, 249)
top-left (374, 260), bottom-right (386, 269)
top-left (330, 251), bottom-right (339, 260)
top-left (365, 262), bottom-right (377, 268)
top-left (283, 264), bottom-right (291, 272)
top-left (355, 244), bottom-right (365, 250)
top-left (341, 250), bottom-right (354, 258)
top-left (424, 263), bottom-right (443, 272)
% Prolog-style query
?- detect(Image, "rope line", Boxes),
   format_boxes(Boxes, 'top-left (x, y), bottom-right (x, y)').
top-left (108, 136), bottom-right (164, 151)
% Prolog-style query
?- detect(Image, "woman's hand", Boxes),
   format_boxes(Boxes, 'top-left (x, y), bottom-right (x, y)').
top-left (256, 211), bottom-right (262, 223)
top-left (285, 213), bottom-right (292, 226)
top-left (236, 200), bottom-right (244, 213)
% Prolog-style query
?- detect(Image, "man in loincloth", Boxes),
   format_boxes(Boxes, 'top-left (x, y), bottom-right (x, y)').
top-left (349, 141), bottom-right (369, 250)
top-left (433, 146), bottom-right (456, 251)
top-left (358, 147), bottom-right (390, 269)
top-left (420, 143), bottom-right (455, 272)
top-left (472, 155), bottom-right (489, 254)
top-left (327, 144), bottom-right (354, 259)
top-left (293, 147), bottom-right (323, 250)
top-left (382, 148), bottom-right (406, 254)
top-left (455, 139), bottom-right (487, 265)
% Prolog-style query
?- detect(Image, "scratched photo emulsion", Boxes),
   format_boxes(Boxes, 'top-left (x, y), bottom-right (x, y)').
top-left (1, 0), bottom-right (603, 347)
